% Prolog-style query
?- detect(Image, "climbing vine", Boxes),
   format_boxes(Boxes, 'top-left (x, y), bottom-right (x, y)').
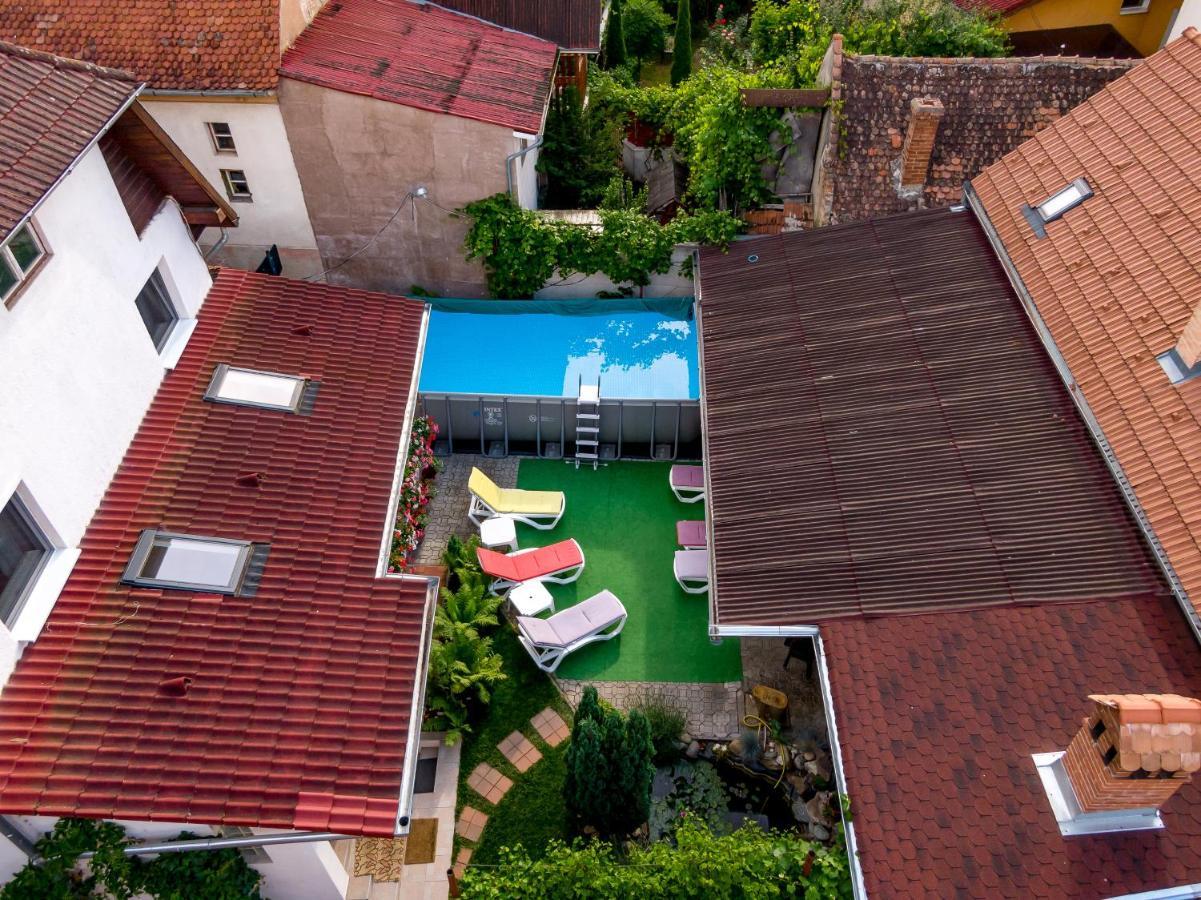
top-left (461, 193), bottom-right (742, 298)
top-left (1, 819), bottom-right (263, 900)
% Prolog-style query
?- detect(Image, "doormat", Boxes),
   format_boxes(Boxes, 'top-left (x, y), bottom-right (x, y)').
top-left (403, 818), bottom-right (438, 866)
top-left (354, 837), bottom-right (406, 882)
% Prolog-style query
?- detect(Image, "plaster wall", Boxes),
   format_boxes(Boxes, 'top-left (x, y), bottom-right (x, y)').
top-left (0, 146), bottom-right (211, 683)
top-left (1169, 0), bottom-right (1201, 38)
top-left (1005, 0), bottom-right (1182, 55)
top-left (278, 78), bottom-right (517, 296)
top-left (141, 98), bottom-right (322, 276)
top-left (280, 0), bottom-right (331, 51)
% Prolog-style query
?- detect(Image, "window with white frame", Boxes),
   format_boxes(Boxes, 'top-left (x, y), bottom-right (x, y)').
top-left (122, 530), bottom-right (256, 594)
top-left (0, 493), bottom-right (54, 627)
top-left (205, 365), bottom-right (309, 412)
top-left (206, 122), bottom-right (237, 154)
top-left (0, 222), bottom-right (47, 308)
top-left (1119, 0), bottom-right (1150, 13)
top-left (220, 169), bottom-right (252, 202)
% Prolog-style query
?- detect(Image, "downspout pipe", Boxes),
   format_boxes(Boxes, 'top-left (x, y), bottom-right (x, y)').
top-left (203, 228), bottom-right (230, 260)
top-left (75, 830), bottom-right (350, 861)
top-left (505, 135), bottom-right (544, 203)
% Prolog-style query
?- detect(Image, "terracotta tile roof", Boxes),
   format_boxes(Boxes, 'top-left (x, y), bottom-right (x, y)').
top-left (0, 40), bottom-right (138, 241)
top-left (280, 0), bottom-right (558, 134)
top-left (0, 270), bottom-right (432, 837)
top-left (969, 29), bottom-right (1201, 624)
top-left (698, 207), bottom-right (1162, 625)
top-left (824, 592), bottom-right (1201, 898)
top-left (822, 52), bottom-right (1132, 224)
top-left (1090, 694), bottom-right (1201, 772)
top-left (951, 0), bottom-right (1035, 13)
top-left (0, 1), bottom-right (279, 91)
top-left (432, 0), bottom-right (602, 52)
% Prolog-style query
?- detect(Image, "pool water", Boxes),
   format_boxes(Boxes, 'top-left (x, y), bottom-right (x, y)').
top-left (418, 310), bottom-right (699, 399)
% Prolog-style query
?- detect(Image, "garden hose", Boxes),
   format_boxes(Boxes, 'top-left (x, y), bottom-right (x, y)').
top-left (740, 714), bottom-right (790, 796)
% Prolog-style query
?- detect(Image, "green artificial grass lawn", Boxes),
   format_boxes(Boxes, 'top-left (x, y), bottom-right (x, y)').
top-left (455, 625), bottom-right (572, 863)
top-left (515, 459), bottom-right (742, 683)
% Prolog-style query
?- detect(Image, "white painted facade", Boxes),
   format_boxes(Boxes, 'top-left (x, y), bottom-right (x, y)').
top-left (142, 98), bottom-right (323, 276)
top-left (1168, 0), bottom-right (1201, 40)
top-left (512, 133), bottom-right (542, 210)
top-left (0, 144), bottom-right (212, 685)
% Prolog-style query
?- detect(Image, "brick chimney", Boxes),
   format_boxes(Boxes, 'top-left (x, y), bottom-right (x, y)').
top-left (899, 97), bottom-right (944, 189)
top-left (1174, 304), bottom-right (1201, 370)
top-left (1061, 694), bottom-right (1201, 813)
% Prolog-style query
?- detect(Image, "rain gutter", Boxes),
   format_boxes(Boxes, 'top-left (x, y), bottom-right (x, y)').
top-left (76, 830), bottom-right (349, 860)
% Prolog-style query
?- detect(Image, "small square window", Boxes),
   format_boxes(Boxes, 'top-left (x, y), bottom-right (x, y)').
top-left (205, 364), bottom-right (308, 412)
top-left (123, 530), bottom-right (254, 594)
top-left (0, 494), bottom-right (54, 626)
top-left (135, 269), bottom-right (180, 352)
top-left (207, 122), bottom-right (237, 153)
top-left (1120, 0), bottom-right (1150, 12)
top-left (221, 169), bottom-right (253, 202)
top-left (0, 223), bottom-right (47, 306)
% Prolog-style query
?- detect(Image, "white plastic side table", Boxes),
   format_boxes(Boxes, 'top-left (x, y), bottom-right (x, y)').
top-left (479, 515), bottom-right (518, 552)
top-left (508, 580), bottom-right (555, 617)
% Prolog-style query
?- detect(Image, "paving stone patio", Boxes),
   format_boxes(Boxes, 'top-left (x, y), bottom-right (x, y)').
top-left (530, 707), bottom-right (570, 747)
top-left (554, 677), bottom-right (742, 740)
top-left (466, 762), bottom-right (513, 804)
top-left (455, 806), bottom-right (488, 842)
top-left (414, 454), bottom-right (519, 567)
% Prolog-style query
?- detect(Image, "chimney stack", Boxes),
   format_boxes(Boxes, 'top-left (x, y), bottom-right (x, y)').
top-left (899, 97), bottom-right (944, 189)
top-left (1173, 304), bottom-right (1201, 370)
top-left (1062, 694), bottom-right (1201, 814)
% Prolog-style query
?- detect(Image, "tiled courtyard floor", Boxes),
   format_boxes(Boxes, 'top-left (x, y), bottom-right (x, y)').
top-left (414, 454), bottom-right (518, 567)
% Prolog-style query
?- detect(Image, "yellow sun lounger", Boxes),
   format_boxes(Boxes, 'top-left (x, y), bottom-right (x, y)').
top-left (468, 468), bottom-right (566, 530)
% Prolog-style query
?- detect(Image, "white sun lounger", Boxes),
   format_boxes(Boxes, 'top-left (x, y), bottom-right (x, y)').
top-left (515, 590), bottom-right (627, 673)
top-left (674, 549), bottom-right (709, 594)
top-left (468, 467), bottom-right (565, 530)
top-left (670, 465), bottom-right (705, 503)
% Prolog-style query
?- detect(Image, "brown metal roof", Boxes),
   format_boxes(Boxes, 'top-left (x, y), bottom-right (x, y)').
top-left (431, 0), bottom-right (602, 51)
top-left (0, 40), bottom-right (139, 241)
top-left (970, 28), bottom-right (1201, 627)
top-left (697, 206), bottom-right (1162, 626)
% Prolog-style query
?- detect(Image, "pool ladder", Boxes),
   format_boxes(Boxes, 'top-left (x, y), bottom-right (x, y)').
top-left (574, 376), bottom-right (600, 470)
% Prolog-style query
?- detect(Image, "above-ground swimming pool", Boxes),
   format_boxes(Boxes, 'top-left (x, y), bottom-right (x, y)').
top-left (418, 310), bottom-right (699, 399)
top-left (417, 306), bottom-right (702, 460)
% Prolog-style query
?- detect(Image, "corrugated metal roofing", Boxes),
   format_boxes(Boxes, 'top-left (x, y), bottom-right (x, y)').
top-left (0, 270), bottom-right (431, 837)
top-left (698, 206), bottom-right (1161, 626)
top-left (280, 0), bottom-right (558, 134)
top-left (0, 1), bottom-right (279, 91)
top-left (0, 40), bottom-right (138, 241)
top-left (824, 592), bottom-right (1201, 898)
top-left (432, 0), bottom-right (602, 52)
top-left (970, 29), bottom-right (1201, 627)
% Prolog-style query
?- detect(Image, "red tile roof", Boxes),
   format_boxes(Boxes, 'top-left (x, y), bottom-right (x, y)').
top-left (0, 40), bottom-right (138, 241)
top-left (697, 207), bottom-right (1160, 625)
top-left (433, 0), bottom-right (603, 52)
top-left (969, 29), bottom-right (1201, 626)
top-left (280, 0), bottom-right (557, 134)
top-left (824, 592), bottom-right (1201, 898)
top-left (0, 1), bottom-right (279, 92)
top-left (0, 270), bottom-right (432, 837)
top-left (952, 0), bottom-right (1035, 13)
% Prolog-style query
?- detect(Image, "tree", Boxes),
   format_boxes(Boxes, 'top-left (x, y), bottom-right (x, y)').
top-left (604, 0), bottom-right (628, 69)
top-left (670, 0), bottom-right (692, 85)
top-left (536, 85), bottom-right (620, 209)
top-left (623, 0), bottom-right (672, 61)
top-left (563, 687), bottom-right (654, 837)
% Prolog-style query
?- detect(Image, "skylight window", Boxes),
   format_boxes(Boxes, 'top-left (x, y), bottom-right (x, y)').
top-left (1157, 349), bottom-right (1201, 385)
top-left (205, 364), bottom-right (308, 412)
top-left (1037, 179), bottom-right (1093, 221)
top-left (123, 531), bottom-right (254, 594)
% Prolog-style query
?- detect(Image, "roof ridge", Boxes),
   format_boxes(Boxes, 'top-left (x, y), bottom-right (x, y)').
top-left (847, 51), bottom-right (1138, 69)
top-left (0, 38), bottom-right (140, 85)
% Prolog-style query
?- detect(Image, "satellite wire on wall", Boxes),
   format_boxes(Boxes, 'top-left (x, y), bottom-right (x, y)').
top-left (300, 189), bottom-right (417, 281)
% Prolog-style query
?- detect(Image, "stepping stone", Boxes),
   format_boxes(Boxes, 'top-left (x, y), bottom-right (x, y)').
top-left (467, 762), bottom-right (513, 804)
top-left (453, 847), bottom-right (472, 879)
top-left (530, 707), bottom-right (570, 747)
top-left (497, 730), bottom-right (542, 772)
top-left (455, 806), bottom-right (488, 842)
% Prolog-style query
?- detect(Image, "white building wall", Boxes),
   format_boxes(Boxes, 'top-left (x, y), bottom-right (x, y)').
top-left (141, 98), bottom-right (322, 275)
top-left (0, 145), bottom-right (211, 683)
top-left (513, 134), bottom-right (541, 210)
top-left (1169, 0), bottom-right (1201, 40)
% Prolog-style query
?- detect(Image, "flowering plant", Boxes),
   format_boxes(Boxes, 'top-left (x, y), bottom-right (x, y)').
top-left (388, 415), bottom-right (440, 573)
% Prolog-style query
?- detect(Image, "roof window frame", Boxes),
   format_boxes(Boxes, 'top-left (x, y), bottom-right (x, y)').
top-left (1021, 177), bottom-right (1093, 238)
top-left (1, 220), bottom-right (50, 310)
top-left (122, 529), bottom-right (255, 595)
top-left (204, 363), bottom-right (309, 413)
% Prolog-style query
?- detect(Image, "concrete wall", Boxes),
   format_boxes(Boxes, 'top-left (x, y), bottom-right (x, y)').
top-left (278, 77), bottom-right (518, 297)
top-left (0, 146), bottom-right (211, 684)
top-left (513, 137), bottom-right (541, 210)
top-left (534, 246), bottom-right (695, 299)
top-left (142, 97), bottom-right (323, 277)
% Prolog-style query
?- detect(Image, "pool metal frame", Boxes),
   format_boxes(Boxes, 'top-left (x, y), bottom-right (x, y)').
top-left (419, 391), bottom-right (701, 461)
